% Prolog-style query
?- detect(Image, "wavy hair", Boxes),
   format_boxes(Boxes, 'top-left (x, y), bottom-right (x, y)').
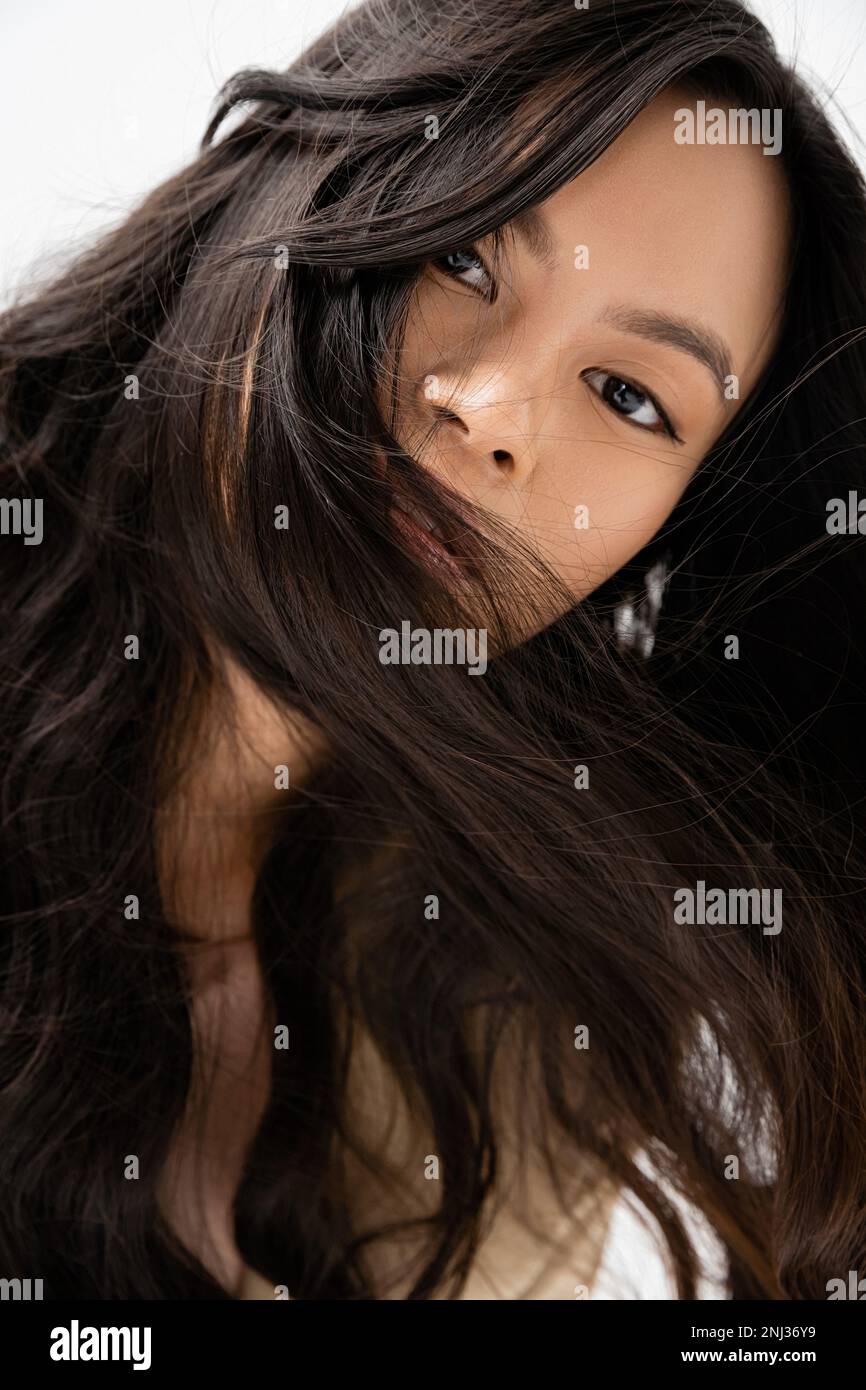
top-left (2, 0), bottom-right (866, 1299)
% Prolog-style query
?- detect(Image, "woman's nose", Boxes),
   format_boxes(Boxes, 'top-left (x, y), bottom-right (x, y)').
top-left (418, 366), bottom-right (543, 489)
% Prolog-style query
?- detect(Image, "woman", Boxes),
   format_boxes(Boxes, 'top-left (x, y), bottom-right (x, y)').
top-left (2, 0), bottom-right (866, 1301)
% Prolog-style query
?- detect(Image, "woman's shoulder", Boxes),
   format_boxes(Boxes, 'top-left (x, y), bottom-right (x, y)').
top-left (235, 1268), bottom-right (288, 1300)
top-left (233, 1162), bottom-right (728, 1301)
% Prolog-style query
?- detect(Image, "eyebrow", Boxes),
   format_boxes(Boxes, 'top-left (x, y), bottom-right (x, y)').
top-left (509, 206), bottom-right (559, 272)
top-left (507, 207), bottom-right (734, 395)
top-left (598, 305), bottom-right (734, 397)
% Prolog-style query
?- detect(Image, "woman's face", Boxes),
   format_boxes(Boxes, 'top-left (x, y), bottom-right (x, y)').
top-left (388, 86), bottom-right (791, 629)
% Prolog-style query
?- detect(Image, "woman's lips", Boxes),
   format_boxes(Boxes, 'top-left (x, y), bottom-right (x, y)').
top-left (389, 483), bottom-right (492, 586)
top-left (389, 497), bottom-right (467, 580)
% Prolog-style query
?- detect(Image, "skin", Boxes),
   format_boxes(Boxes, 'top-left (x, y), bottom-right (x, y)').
top-left (160, 85), bottom-right (793, 1295)
top-left (391, 86), bottom-right (791, 632)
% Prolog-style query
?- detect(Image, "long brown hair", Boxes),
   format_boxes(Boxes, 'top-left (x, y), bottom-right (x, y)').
top-left (2, 0), bottom-right (866, 1299)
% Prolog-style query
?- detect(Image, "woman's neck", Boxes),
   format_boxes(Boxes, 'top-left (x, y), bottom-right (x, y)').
top-left (154, 651), bottom-right (327, 1293)
top-left (157, 651), bottom-right (327, 947)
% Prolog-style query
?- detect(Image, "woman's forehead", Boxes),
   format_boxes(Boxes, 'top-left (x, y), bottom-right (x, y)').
top-left (502, 85), bottom-right (792, 398)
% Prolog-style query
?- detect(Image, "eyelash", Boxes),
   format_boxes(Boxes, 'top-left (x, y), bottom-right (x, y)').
top-left (581, 369), bottom-right (683, 444)
top-left (432, 246), bottom-right (497, 300)
top-left (432, 246), bottom-right (683, 444)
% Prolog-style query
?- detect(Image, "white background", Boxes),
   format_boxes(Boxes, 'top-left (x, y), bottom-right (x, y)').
top-left (1, 1), bottom-right (865, 307)
top-left (0, 0), bottom-right (859, 1298)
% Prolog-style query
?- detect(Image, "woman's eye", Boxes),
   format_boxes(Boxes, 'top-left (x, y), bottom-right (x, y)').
top-left (582, 368), bottom-right (680, 441)
top-left (432, 247), bottom-right (493, 297)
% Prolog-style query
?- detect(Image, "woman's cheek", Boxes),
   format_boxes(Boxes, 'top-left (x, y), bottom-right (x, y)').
top-left (537, 456), bottom-right (697, 602)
